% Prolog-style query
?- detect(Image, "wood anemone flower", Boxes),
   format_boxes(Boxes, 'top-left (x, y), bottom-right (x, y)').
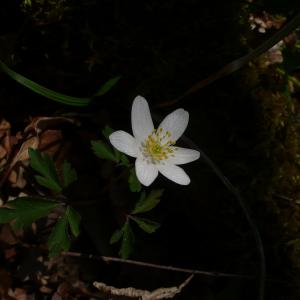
top-left (109, 96), bottom-right (200, 186)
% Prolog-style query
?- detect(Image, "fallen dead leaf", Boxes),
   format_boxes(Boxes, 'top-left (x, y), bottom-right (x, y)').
top-left (52, 282), bottom-right (71, 300)
top-left (94, 275), bottom-right (194, 300)
top-left (2, 116), bottom-right (76, 190)
top-left (4, 248), bottom-right (17, 261)
top-left (0, 268), bottom-right (13, 299)
top-left (8, 288), bottom-right (27, 300)
top-left (0, 224), bottom-right (18, 245)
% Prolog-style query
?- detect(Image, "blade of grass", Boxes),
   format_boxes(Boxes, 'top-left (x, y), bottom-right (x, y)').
top-left (0, 60), bottom-right (91, 107)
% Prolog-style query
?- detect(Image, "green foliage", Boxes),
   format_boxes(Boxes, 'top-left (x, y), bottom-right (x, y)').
top-left (48, 214), bottom-right (70, 258)
top-left (62, 161), bottom-right (78, 188)
top-left (130, 216), bottom-right (160, 233)
top-left (110, 221), bottom-right (135, 259)
top-left (66, 206), bottom-right (81, 237)
top-left (0, 197), bottom-right (59, 229)
top-left (109, 188), bottom-right (163, 258)
top-left (102, 125), bottom-right (114, 139)
top-left (110, 227), bottom-right (124, 244)
top-left (29, 148), bottom-right (62, 193)
top-left (101, 126), bottom-right (131, 166)
top-left (48, 206), bottom-right (81, 257)
top-left (131, 189), bottom-right (163, 214)
top-left (91, 140), bottom-right (119, 162)
top-left (120, 221), bottom-right (135, 259)
top-left (29, 149), bottom-right (78, 192)
top-left (0, 60), bottom-right (91, 107)
top-left (0, 208), bottom-right (19, 224)
top-left (94, 76), bottom-right (121, 97)
top-left (0, 61), bottom-right (120, 106)
top-left (120, 154), bottom-right (130, 167)
top-left (128, 168), bottom-right (142, 192)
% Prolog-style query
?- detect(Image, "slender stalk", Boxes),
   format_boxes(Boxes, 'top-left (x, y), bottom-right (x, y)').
top-left (157, 12), bottom-right (300, 108)
top-left (181, 135), bottom-right (266, 300)
top-left (62, 251), bottom-right (254, 280)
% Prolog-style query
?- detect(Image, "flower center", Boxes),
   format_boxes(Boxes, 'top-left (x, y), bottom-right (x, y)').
top-left (140, 128), bottom-right (176, 164)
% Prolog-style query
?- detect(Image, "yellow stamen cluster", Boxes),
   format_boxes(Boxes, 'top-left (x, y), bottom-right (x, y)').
top-left (140, 128), bottom-right (176, 164)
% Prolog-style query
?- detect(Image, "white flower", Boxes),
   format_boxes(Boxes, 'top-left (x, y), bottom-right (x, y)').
top-left (109, 96), bottom-right (200, 186)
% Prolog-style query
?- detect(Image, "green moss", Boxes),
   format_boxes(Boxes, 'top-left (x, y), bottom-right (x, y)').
top-left (21, 0), bottom-right (71, 26)
top-left (244, 44), bottom-right (300, 279)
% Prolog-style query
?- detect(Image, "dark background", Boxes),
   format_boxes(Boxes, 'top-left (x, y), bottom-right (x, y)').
top-left (0, 1), bottom-right (300, 299)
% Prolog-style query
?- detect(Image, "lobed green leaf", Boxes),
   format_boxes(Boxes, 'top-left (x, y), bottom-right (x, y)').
top-left (91, 140), bottom-right (118, 162)
top-left (48, 214), bottom-right (70, 258)
top-left (62, 161), bottom-right (78, 188)
top-left (0, 208), bottom-right (17, 224)
top-left (120, 221), bottom-right (135, 259)
top-left (128, 168), bottom-right (142, 192)
top-left (131, 189), bottom-right (163, 214)
top-left (94, 76), bottom-right (121, 97)
top-left (35, 175), bottom-right (62, 193)
top-left (102, 125), bottom-right (114, 139)
top-left (130, 216), bottom-right (160, 234)
top-left (6, 197), bottom-right (59, 229)
top-left (110, 227), bottom-right (124, 244)
top-left (66, 206), bottom-right (81, 237)
top-left (29, 148), bottom-right (62, 193)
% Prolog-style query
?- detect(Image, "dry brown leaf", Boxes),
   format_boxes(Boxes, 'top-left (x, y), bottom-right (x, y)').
top-left (8, 136), bottom-right (39, 188)
top-left (8, 288), bottom-right (27, 300)
top-left (4, 116), bottom-right (76, 190)
top-left (0, 119), bottom-right (14, 168)
top-left (0, 268), bottom-right (13, 299)
top-left (52, 282), bottom-right (71, 300)
top-left (94, 275), bottom-right (194, 300)
top-left (0, 224), bottom-right (18, 245)
top-left (24, 116), bottom-right (76, 135)
top-left (10, 136), bottom-right (39, 166)
top-left (39, 130), bottom-right (63, 157)
top-left (4, 248), bottom-right (17, 261)
top-left (0, 119), bottom-right (10, 138)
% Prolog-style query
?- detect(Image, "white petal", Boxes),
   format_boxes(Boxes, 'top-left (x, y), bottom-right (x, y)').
top-left (135, 157), bottom-right (158, 186)
top-left (158, 108), bottom-right (189, 142)
top-left (109, 130), bottom-right (138, 157)
top-left (131, 96), bottom-right (154, 142)
top-left (157, 164), bottom-right (190, 185)
top-left (166, 147), bottom-right (200, 165)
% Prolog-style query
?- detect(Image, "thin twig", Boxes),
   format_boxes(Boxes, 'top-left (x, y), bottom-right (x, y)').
top-left (156, 12), bottom-right (300, 108)
top-left (180, 135), bottom-right (266, 300)
top-left (62, 251), bottom-right (254, 280)
top-left (150, 112), bottom-right (266, 300)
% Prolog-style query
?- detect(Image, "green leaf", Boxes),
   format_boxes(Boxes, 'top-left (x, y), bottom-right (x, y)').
top-left (102, 125), bottom-right (114, 139)
top-left (130, 216), bottom-right (160, 234)
top-left (101, 126), bottom-right (131, 166)
top-left (29, 149), bottom-right (58, 180)
top-left (131, 189), bottom-right (163, 214)
top-left (29, 148), bottom-right (62, 193)
top-left (120, 154), bottom-right (130, 167)
top-left (7, 197), bottom-right (59, 229)
top-left (128, 168), bottom-right (142, 192)
top-left (0, 208), bottom-right (17, 224)
top-left (66, 206), bottom-right (81, 237)
top-left (35, 175), bottom-right (62, 193)
top-left (62, 161), bottom-right (78, 188)
top-left (48, 214), bottom-right (70, 257)
top-left (0, 60), bottom-right (91, 107)
top-left (110, 227), bottom-right (124, 244)
top-left (120, 221), bottom-right (135, 259)
top-left (91, 140), bottom-right (118, 162)
top-left (94, 76), bottom-right (121, 97)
